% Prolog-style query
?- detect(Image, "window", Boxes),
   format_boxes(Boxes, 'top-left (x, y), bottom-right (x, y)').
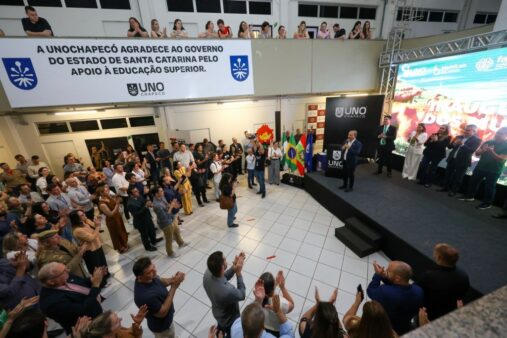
top-left (249, 1), bottom-right (270, 15)
top-left (37, 122), bottom-right (69, 135)
top-left (486, 14), bottom-right (497, 24)
top-left (196, 0), bottom-right (221, 13)
top-left (129, 116), bottom-right (155, 127)
top-left (69, 120), bottom-right (99, 132)
top-left (298, 4), bottom-right (318, 17)
top-left (0, 0), bottom-right (24, 5)
top-left (166, 0), bottom-right (194, 12)
top-left (340, 6), bottom-right (358, 19)
top-left (223, 0), bottom-right (246, 14)
top-left (320, 5), bottom-right (338, 18)
top-left (65, 0), bottom-right (97, 8)
top-left (359, 7), bottom-right (376, 20)
top-left (99, 0), bottom-right (130, 9)
top-left (473, 13), bottom-right (487, 24)
top-left (100, 118), bottom-right (128, 129)
top-left (28, 0), bottom-right (62, 6)
top-left (428, 11), bottom-right (443, 22)
top-left (443, 11), bottom-right (458, 23)
top-left (413, 10), bottom-right (428, 21)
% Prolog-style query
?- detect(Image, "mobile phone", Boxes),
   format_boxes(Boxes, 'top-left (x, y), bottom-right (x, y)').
top-left (357, 284), bottom-right (364, 301)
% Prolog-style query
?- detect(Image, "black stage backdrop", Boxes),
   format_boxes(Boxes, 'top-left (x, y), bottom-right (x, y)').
top-left (324, 95), bottom-right (384, 159)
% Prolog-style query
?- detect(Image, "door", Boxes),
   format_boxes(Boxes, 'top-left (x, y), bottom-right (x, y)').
top-left (41, 141), bottom-right (78, 179)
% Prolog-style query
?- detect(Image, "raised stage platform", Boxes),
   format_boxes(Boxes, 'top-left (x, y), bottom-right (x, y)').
top-left (304, 164), bottom-right (507, 298)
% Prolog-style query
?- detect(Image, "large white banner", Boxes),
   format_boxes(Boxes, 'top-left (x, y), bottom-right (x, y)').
top-left (0, 38), bottom-right (254, 108)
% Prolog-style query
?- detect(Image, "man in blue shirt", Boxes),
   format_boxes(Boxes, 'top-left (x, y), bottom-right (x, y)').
top-left (231, 280), bottom-right (294, 338)
top-left (367, 260), bottom-right (424, 335)
top-left (133, 257), bottom-right (185, 338)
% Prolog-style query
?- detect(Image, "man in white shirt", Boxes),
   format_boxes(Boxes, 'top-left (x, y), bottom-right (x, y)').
top-left (112, 164), bottom-right (130, 222)
top-left (27, 155), bottom-right (49, 180)
top-left (173, 144), bottom-right (195, 168)
top-left (66, 177), bottom-right (95, 220)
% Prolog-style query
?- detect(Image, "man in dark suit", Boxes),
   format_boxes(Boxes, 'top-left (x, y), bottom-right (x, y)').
top-left (438, 124), bottom-right (482, 197)
top-left (339, 130), bottom-right (363, 192)
top-left (127, 186), bottom-right (162, 251)
top-left (146, 144), bottom-right (159, 187)
top-left (375, 115), bottom-right (397, 177)
top-left (39, 261), bottom-right (106, 334)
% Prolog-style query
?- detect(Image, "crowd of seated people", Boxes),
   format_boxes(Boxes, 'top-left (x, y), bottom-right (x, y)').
top-left (8, 6), bottom-right (375, 40)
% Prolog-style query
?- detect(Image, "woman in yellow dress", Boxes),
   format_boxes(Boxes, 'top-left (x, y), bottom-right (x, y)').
top-left (173, 161), bottom-right (193, 215)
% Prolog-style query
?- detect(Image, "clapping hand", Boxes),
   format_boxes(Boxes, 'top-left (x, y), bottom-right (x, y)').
top-left (254, 279), bottom-right (266, 302)
top-left (373, 261), bottom-right (387, 278)
top-left (418, 307), bottom-right (430, 326)
top-left (131, 304), bottom-right (148, 325)
top-left (8, 296), bottom-right (39, 321)
top-left (13, 251), bottom-right (29, 274)
top-left (91, 266), bottom-right (107, 287)
top-left (71, 316), bottom-right (92, 338)
top-left (208, 325), bottom-right (224, 338)
top-left (275, 270), bottom-right (285, 289)
top-left (264, 294), bottom-right (281, 313)
top-left (329, 288), bottom-right (338, 304)
top-left (314, 286), bottom-right (321, 303)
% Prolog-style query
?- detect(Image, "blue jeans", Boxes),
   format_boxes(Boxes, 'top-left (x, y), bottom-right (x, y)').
top-left (227, 201), bottom-right (237, 226)
top-left (255, 170), bottom-right (265, 193)
top-left (247, 169), bottom-right (255, 186)
top-left (465, 169), bottom-right (500, 204)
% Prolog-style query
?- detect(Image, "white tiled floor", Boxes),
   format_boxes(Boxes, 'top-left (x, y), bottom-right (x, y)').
top-left (98, 175), bottom-right (391, 338)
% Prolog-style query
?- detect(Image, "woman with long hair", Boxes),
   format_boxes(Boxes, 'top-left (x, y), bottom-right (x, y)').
top-left (349, 21), bottom-right (364, 39)
top-left (198, 20), bottom-right (218, 38)
top-left (36, 167), bottom-right (52, 199)
top-left (238, 21), bottom-right (251, 38)
top-left (171, 18), bottom-right (188, 38)
top-left (417, 125), bottom-right (452, 187)
top-left (293, 20), bottom-right (310, 39)
top-left (402, 123), bottom-right (428, 180)
top-left (344, 294), bottom-right (397, 338)
top-left (277, 25), bottom-right (287, 39)
top-left (299, 288), bottom-right (345, 338)
top-left (259, 271), bottom-right (294, 336)
top-left (150, 18), bottom-right (167, 38)
top-left (96, 185), bottom-right (128, 253)
top-left (69, 210), bottom-right (110, 284)
top-left (363, 20), bottom-right (373, 39)
top-left (127, 17), bottom-right (148, 37)
top-left (219, 172), bottom-right (238, 228)
top-left (172, 161), bottom-right (193, 215)
top-left (79, 307), bottom-right (148, 338)
top-left (3, 231), bottom-right (38, 265)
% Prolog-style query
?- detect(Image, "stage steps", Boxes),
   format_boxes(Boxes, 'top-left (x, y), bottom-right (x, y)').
top-left (335, 217), bottom-right (383, 258)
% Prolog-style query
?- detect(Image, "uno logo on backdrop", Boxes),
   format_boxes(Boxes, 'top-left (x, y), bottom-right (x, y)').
top-left (335, 106), bottom-right (367, 118)
top-left (127, 82), bottom-right (165, 96)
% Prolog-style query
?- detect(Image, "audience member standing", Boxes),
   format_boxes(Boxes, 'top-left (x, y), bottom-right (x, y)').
top-left (418, 125), bottom-right (451, 188)
top-left (127, 187), bottom-right (161, 252)
top-left (39, 262), bottom-right (106, 334)
top-left (203, 251), bottom-right (246, 337)
top-left (151, 19), bottom-right (167, 38)
top-left (418, 243), bottom-right (470, 321)
top-left (27, 155), bottom-right (48, 181)
top-left (439, 124), bottom-right (481, 196)
top-left (254, 146), bottom-right (267, 198)
top-left (238, 21), bottom-right (251, 39)
top-left (0, 163), bottom-right (28, 193)
top-left (259, 271), bottom-right (294, 336)
top-left (151, 187), bottom-right (188, 258)
top-left (363, 20), bottom-right (373, 39)
top-left (66, 177), bottom-right (95, 220)
top-left (260, 21), bottom-right (271, 38)
top-left (268, 142), bottom-right (282, 185)
top-left (348, 21), bottom-right (364, 39)
top-left (375, 116), bottom-right (397, 177)
top-left (344, 295), bottom-right (397, 338)
top-left (317, 21), bottom-right (331, 39)
top-left (96, 185), bottom-right (129, 253)
top-left (133, 257), bottom-right (185, 338)
top-left (157, 142), bottom-right (172, 174)
top-left (199, 20), bottom-right (219, 38)
top-left (459, 127), bottom-right (507, 209)
top-left (211, 153), bottom-right (227, 201)
top-left (340, 130), bottom-right (362, 192)
top-left (189, 161), bottom-right (208, 207)
top-left (22, 6), bottom-right (53, 37)
top-left (367, 260), bottom-right (423, 335)
top-left (293, 21), bottom-right (309, 39)
top-left (146, 144), bottom-right (160, 187)
top-left (219, 173), bottom-right (238, 228)
top-left (246, 148), bottom-right (256, 189)
top-left (173, 161), bottom-right (193, 215)
top-left (217, 19), bottom-right (233, 38)
top-left (277, 25), bottom-right (287, 39)
top-left (0, 252), bottom-right (40, 311)
top-left (112, 164), bottom-right (131, 222)
top-left (402, 123), bottom-right (428, 180)
top-left (299, 288), bottom-right (344, 338)
top-left (333, 23), bottom-right (346, 39)
top-left (127, 17), bottom-right (148, 37)
top-left (170, 19), bottom-right (188, 38)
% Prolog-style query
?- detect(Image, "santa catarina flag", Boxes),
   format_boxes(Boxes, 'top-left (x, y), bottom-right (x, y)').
top-left (296, 133), bottom-right (306, 175)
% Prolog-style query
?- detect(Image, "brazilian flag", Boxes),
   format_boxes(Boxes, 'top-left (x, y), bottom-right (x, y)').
top-left (286, 133), bottom-right (298, 173)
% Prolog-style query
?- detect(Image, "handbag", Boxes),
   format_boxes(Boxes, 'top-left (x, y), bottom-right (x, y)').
top-left (266, 159), bottom-right (272, 166)
top-left (219, 194), bottom-right (234, 210)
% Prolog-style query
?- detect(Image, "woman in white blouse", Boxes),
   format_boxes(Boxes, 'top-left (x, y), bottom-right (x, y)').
top-left (402, 123), bottom-right (428, 180)
top-left (268, 141), bottom-right (283, 185)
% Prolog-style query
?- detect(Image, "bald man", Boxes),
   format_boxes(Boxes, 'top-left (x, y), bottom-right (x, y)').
top-left (367, 260), bottom-right (424, 335)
